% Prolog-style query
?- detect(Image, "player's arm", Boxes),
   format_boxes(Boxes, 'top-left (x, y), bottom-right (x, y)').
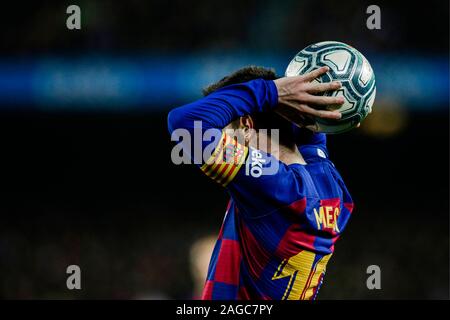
top-left (168, 79), bottom-right (279, 168)
top-left (293, 126), bottom-right (330, 160)
top-left (168, 79), bottom-right (277, 135)
top-left (168, 66), bottom-right (342, 155)
top-left (167, 67), bottom-right (342, 182)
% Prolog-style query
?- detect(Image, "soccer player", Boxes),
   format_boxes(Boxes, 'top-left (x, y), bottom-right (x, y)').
top-left (167, 66), bottom-right (354, 300)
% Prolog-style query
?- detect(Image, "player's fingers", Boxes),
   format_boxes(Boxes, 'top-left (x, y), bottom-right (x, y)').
top-left (295, 103), bottom-right (342, 120)
top-left (303, 94), bottom-right (345, 106)
top-left (301, 66), bottom-right (329, 82)
top-left (305, 81), bottom-right (341, 94)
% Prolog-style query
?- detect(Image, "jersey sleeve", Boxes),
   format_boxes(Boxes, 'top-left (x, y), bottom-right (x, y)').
top-left (199, 130), bottom-right (249, 187)
top-left (199, 130), bottom-right (304, 217)
top-left (228, 146), bottom-right (305, 218)
top-left (293, 126), bottom-right (330, 162)
top-left (168, 79), bottom-right (278, 135)
top-left (167, 78), bottom-right (278, 177)
top-left (168, 79), bottom-right (306, 217)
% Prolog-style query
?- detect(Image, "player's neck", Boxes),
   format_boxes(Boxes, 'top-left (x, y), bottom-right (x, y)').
top-left (253, 138), bottom-right (306, 165)
top-left (250, 132), bottom-right (307, 165)
top-left (275, 144), bottom-right (307, 165)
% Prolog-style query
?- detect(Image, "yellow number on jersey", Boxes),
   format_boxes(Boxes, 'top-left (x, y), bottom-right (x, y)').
top-left (272, 251), bottom-right (332, 300)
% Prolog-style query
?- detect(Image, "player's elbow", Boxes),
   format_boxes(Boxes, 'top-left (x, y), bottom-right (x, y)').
top-left (167, 107), bottom-right (186, 134)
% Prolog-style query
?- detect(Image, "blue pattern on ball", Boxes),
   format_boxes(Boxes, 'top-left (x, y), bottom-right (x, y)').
top-left (285, 41), bottom-right (376, 134)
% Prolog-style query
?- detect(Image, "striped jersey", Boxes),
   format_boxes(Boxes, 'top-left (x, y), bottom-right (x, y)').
top-left (168, 79), bottom-right (354, 300)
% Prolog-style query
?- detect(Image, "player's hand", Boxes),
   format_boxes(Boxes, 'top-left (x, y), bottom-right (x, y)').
top-left (273, 66), bottom-right (344, 124)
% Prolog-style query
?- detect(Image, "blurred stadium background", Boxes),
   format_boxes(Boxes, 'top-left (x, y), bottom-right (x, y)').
top-left (0, 0), bottom-right (448, 299)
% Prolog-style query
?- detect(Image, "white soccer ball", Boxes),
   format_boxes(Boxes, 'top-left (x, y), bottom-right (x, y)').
top-left (285, 41), bottom-right (376, 134)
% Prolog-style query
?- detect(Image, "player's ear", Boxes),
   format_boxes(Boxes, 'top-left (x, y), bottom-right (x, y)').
top-left (240, 116), bottom-right (255, 144)
top-left (240, 115), bottom-right (254, 130)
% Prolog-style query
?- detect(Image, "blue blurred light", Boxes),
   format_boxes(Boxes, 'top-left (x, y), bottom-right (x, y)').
top-left (0, 53), bottom-right (448, 111)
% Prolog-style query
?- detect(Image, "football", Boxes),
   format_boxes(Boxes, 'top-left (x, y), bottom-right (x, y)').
top-left (285, 41), bottom-right (376, 134)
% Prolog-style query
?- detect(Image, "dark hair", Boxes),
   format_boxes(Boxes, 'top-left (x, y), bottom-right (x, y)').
top-left (202, 66), bottom-right (278, 96)
top-left (203, 66), bottom-right (296, 148)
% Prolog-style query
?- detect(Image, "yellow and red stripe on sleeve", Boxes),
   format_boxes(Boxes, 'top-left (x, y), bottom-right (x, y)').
top-left (200, 131), bottom-right (248, 187)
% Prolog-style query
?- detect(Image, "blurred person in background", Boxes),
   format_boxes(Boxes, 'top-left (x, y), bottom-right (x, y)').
top-left (189, 235), bottom-right (216, 299)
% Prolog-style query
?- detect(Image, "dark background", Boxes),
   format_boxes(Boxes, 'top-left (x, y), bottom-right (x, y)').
top-left (0, 0), bottom-right (448, 299)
